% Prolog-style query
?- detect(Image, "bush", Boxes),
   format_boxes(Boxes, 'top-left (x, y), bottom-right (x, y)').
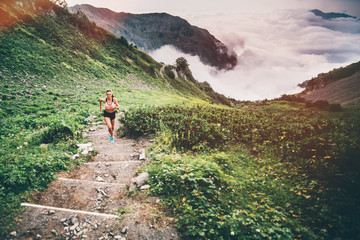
top-left (305, 100), bottom-right (329, 109)
top-left (31, 122), bottom-right (73, 145)
top-left (328, 103), bottom-right (342, 112)
top-left (164, 65), bottom-right (175, 79)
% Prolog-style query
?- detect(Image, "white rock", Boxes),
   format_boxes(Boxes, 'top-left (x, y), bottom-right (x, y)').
top-left (70, 217), bottom-right (79, 225)
top-left (9, 231), bottom-right (17, 237)
top-left (71, 154), bottom-right (80, 160)
top-left (77, 143), bottom-right (92, 150)
top-left (69, 223), bottom-right (78, 231)
top-left (139, 149), bottom-right (146, 160)
top-left (121, 226), bottom-right (128, 234)
top-left (96, 176), bottom-right (105, 182)
top-left (129, 172), bottom-right (149, 191)
top-left (81, 149), bottom-right (89, 155)
top-left (140, 185), bottom-right (150, 190)
top-left (114, 236), bottom-right (125, 240)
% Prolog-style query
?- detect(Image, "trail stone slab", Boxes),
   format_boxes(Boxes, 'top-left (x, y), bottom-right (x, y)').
top-left (58, 161), bottom-right (143, 185)
top-left (27, 179), bottom-right (126, 214)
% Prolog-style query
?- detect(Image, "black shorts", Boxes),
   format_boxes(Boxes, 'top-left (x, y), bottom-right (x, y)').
top-left (104, 110), bottom-right (116, 120)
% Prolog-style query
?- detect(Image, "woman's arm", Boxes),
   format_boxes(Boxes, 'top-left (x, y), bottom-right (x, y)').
top-left (99, 98), bottom-right (104, 112)
top-left (114, 98), bottom-right (120, 110)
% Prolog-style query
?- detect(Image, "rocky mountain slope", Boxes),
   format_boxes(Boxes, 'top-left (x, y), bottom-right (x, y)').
top-left (69, 4), bottom-right (238, 70)
top-left (299, 61), bottom-right (360, 105)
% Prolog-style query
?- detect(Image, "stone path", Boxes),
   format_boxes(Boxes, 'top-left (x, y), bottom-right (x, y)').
top-left (11, 122), bottom-right (179, 240)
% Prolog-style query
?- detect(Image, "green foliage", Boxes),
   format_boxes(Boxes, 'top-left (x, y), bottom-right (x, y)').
top-left (175, 57), bottom-right (189, 72)
top-left (32, 122), bottom-right (74, 144)
top-left (197, 81), bottom-right (232, 106)
top-left (121, 104), bottom-right (358, 176)
top-left (305, 100), bottom-right (343, 111)
top-left (279, 94), bottom-right (306, 103)
top-left (121, 104), bottom-right (360, 239)
top-left (147, 151), bottom-right (314, 239)
top-left (164, 65), bottom-right (175, 79)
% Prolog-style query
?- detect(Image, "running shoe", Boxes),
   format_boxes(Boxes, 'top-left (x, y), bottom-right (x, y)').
top-left (110, 136), bottom-right (114, 143)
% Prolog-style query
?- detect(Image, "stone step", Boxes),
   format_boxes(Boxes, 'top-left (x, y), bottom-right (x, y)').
top-left (94, 144), bottom-right (136, 153)
top-left (58, 161), bottom-right (143, 184)
top-left (16, 204), bottom-right (124, 239)
top-left (28, 179), bottom-right (127, 215)
top-left (21, 203), bottom-right (118, 218)
top-left (93, 153), bottom-right (141, 162)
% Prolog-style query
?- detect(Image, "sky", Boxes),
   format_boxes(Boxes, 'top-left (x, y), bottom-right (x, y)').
top-left (65, 0), bottom-right (360, 100)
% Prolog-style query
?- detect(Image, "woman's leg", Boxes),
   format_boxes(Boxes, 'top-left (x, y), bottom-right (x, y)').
top-left (104, 117), bottom-right (113, 137)
top-left (110, 118), bottom-right (115, 138)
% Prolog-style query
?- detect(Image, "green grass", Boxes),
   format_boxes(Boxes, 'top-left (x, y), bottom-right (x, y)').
top-left (120, 104), bottom-right (360, 239)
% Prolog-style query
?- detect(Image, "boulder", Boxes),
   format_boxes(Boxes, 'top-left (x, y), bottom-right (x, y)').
top-left (129, 172), bottom-right (149, 191)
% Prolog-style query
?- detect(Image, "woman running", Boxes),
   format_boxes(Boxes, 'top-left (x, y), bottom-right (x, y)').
top-left (99, 89), bottom-right (119, 143)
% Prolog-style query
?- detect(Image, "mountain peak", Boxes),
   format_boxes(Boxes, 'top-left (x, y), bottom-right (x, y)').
top-left (69, 5), bottom-right (238, 70)
top-left (310, 9), bottom-right (357, 20)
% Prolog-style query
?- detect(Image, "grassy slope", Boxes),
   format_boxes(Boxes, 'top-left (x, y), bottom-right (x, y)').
top-left (0, 0), bottom-right (218, 236)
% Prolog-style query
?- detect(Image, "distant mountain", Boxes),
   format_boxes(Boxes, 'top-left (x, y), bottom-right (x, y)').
top-left (69, 4), bottom-right (237, 70)
top-left (299, 61), bottom-right (360, 106)
top-left (310, 9), bottom-right (357, 20)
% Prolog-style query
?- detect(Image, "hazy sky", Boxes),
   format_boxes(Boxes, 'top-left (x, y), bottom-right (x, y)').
top-left (65, 0), bottom-right (360, 100)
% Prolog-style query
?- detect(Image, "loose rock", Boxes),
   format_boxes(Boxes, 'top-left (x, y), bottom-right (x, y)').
top-left (96, 176), bottom-right (105, 182)
top-left (121, 226), bottom-right (128, 234)
top-left (139, 149), bottom-right (146, 160)
top-left (140, 184), bottom-right (150, 190)
top-left (129, 172), bottom-right (150, 191)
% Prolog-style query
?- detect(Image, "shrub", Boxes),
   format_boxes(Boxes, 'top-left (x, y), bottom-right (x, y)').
top-left (328, 103), bottom-right (342, 112)
top-left (164, 65), bottom-right (175, 79)
top-left (31, 122), bottom-right (73, 145)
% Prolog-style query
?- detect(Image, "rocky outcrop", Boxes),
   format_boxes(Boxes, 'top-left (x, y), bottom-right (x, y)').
top-left (69, 4), bottom-right (237, 70)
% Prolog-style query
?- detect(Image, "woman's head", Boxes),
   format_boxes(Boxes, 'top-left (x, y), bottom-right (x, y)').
top-left (106, 89), bottom-right (113, 98)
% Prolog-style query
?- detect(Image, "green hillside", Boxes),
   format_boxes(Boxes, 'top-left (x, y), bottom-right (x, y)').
top-left (299, 61), bottom-right (360, 91)
top-left (0, 0), bottom-right (224, 235)
top-left (1, 1), bottom-right (360, 239)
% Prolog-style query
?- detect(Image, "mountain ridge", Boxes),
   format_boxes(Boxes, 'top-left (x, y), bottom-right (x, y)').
top-left (299, 61), bottom-right (360, 105)
top-left (310, 9), bottom-right (357, 20)
top-left (69, 4), bottom-right (238, 70)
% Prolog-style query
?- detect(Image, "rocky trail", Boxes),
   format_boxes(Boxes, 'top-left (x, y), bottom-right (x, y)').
top-left (11, 121), bottom-right (179, 240)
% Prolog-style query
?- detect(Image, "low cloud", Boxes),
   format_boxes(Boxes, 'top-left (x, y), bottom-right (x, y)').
top-left (149, 9), bottom-right (360, 100)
